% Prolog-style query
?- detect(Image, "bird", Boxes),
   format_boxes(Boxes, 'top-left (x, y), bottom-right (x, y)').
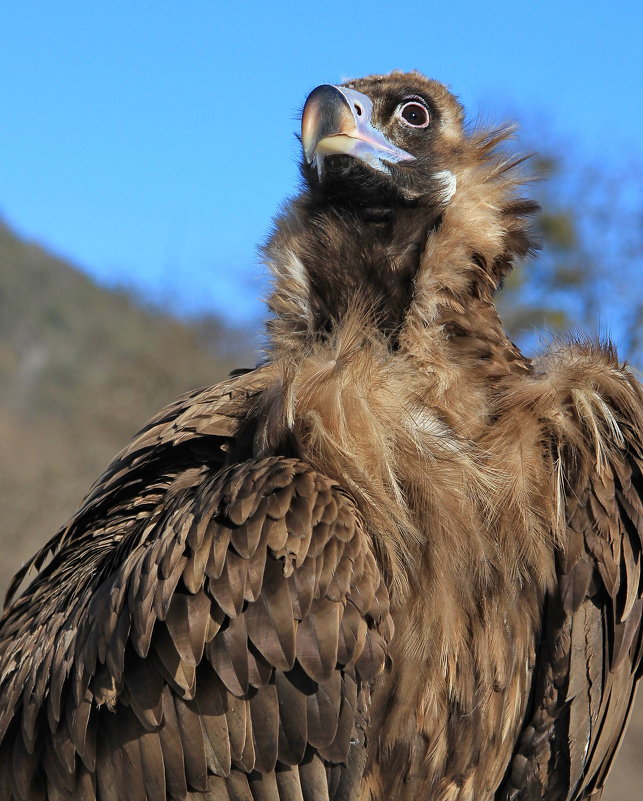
top-left (0, 70), bottom-right (642, 801)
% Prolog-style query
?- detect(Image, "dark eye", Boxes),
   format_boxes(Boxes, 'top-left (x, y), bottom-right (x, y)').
top-left (397, 101), bottom-right (430, 128)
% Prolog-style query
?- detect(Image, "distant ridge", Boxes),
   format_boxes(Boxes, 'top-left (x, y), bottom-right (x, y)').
top-left (0, 220), bottom-right (255, 594)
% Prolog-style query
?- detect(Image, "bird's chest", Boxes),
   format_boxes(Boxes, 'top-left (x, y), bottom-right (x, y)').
top-left (364, 576), bottom-right (544, 801)
top-left (262, 340), bottom-right (554, 799)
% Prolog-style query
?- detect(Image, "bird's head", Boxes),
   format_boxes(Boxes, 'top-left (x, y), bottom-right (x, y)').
top-left (267, 71), bottom-right (537, 356)
top-left (300, 72), bottom-right (464, 209)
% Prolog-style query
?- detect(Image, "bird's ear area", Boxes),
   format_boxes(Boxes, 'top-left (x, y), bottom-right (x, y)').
top-left (1, 456), bottom-right (392, 800)
top-left (419, 127), bottom-right (540, 286)
top-left (497, 344), bottom-right (643, 800)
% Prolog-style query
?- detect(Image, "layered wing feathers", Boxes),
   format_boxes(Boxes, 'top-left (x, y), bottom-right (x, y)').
top-left (499, 348), bottom-right (643, 801)
top-left (0, 374), bottom-right (391, 801)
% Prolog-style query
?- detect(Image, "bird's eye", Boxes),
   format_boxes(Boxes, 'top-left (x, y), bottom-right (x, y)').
top-left (397, 101), bottom-right (430, 128)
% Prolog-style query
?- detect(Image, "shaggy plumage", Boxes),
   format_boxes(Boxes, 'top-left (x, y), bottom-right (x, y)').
top-left (0, 71), bottom-right (642, 801)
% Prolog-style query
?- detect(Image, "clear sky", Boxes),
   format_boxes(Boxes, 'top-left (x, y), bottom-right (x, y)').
top-left (2, 1), bottom-right (642, 324)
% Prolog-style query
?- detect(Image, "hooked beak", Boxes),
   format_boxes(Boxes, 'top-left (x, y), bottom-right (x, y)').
top-left (301, 84), bottom-right (415, 177)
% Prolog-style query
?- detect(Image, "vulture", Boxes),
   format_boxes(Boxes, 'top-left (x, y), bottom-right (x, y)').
top-left (1, 71), bottom-right (643, 801)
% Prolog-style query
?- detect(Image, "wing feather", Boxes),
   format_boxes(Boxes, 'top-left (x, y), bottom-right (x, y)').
top-left (499, 350), bottom-right (643, 801)
top-left (0, 371), bottom-right (391, 800)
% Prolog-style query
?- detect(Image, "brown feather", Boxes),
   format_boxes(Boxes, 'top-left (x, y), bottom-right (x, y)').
top-left (1, 71), bottom-right (642, 801)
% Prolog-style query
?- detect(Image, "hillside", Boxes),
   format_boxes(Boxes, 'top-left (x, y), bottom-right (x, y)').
top-left (0, 220), bottom-right (254, 594)
top-left (0, 221), bottom-right (639, 799)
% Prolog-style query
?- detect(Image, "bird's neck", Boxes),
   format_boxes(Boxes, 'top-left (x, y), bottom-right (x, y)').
top-left (264, 189), bottom-right (530, 384)
top-left (264, 196), bottom-right (431, 340)
top-left (256, 180), bottom-right (535, 590)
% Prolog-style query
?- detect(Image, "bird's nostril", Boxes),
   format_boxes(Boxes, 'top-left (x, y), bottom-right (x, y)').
top-left (355, 104), bottom-right (362, 116)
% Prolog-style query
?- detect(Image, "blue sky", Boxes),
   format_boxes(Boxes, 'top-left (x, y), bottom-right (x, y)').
top-left (2, 1), bottom-right (642, 324)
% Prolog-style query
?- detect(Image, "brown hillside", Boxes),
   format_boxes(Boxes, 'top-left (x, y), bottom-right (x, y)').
top-left (0, 220), bottom-right (254, 594)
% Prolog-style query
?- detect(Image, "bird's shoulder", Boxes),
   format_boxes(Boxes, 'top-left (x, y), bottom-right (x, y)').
top-left (0, 364), bottom-right (393, 801)
top-left (498, 340), bottom-right (643, 801)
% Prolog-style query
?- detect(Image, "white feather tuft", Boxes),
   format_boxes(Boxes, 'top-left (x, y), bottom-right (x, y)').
top-left (433, 170), bottom-right (457, 203)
